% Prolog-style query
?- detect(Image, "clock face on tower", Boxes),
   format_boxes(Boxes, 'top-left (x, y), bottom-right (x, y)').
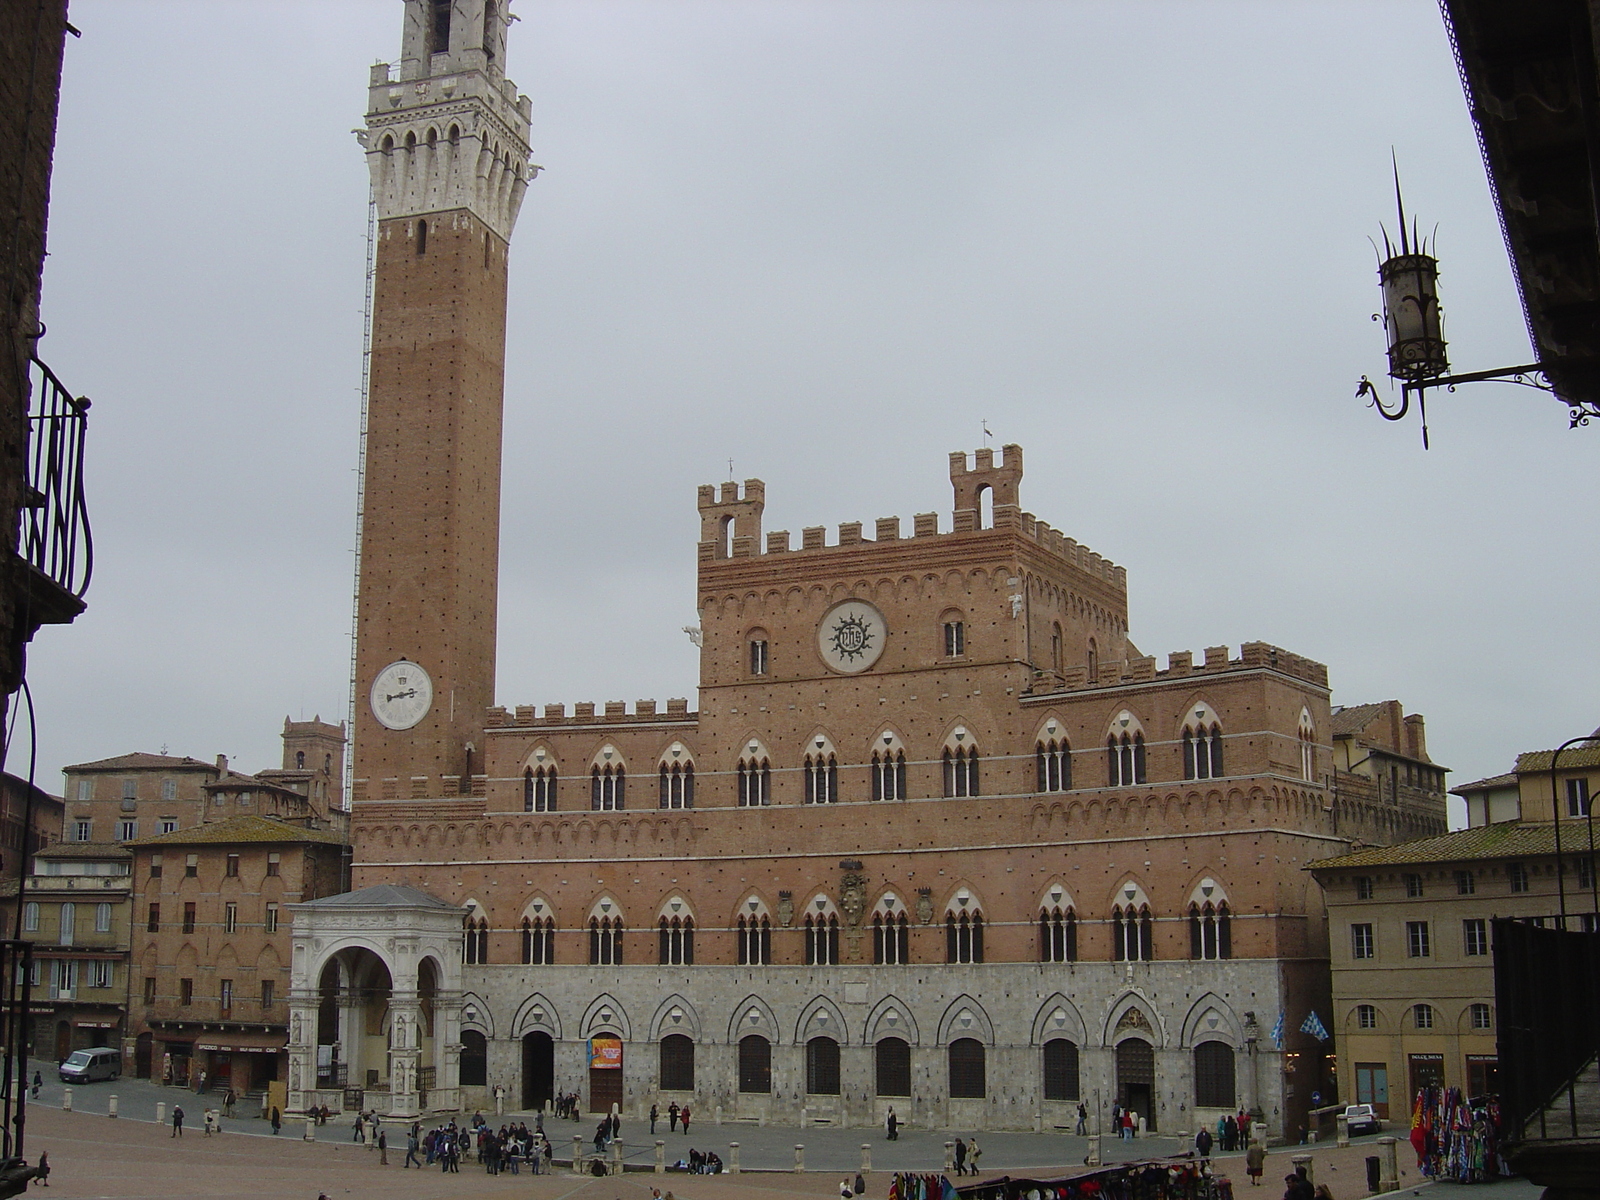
top-left (370, 660), bottom-right (434, 730)
top-left (816, 599), bottom-right (887, 674)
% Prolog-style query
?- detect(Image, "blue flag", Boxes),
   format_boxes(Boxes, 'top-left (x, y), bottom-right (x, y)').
top-left (1271, 1011), bottom-right (1285, 1049)
top-left (1300, 1010), bottom-right (1330, 1042)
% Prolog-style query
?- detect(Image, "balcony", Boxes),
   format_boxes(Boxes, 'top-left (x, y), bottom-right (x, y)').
top-left (15, 355), bottom-right (91, 628)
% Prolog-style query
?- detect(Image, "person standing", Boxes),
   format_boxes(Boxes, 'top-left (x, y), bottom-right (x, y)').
top-left (223, 1088), bottom-right (236, 1119)
top-left (171, 1105), bottom-right (185, 1137)
top-left (650, 1103), bottom-right (659, 1134)
top-left (1075, 1102), bottom-right (1087, 1136)
top-left (1246, 1140), bottom-right (1266, 1186)
top-left (953, 1138), bottom-right (966, 1175)
top-left (668, 1102), bottom-right (679, 1132)
top-left (1196, 1126), bottom-right (1213, 1164)
top-left (203, 1111), bottom-right (216, 1138)
top-left (885, 1106), bottom-right (898, 1140)
top-left (378, 1129), bottom-right (388, 1166)
top-left (30, 1071), bottom-right (40, 1100)
top-left (680, 1104), bottom-right (691, 1135)
top-left (270, 1106), bottom-right (281, 1136)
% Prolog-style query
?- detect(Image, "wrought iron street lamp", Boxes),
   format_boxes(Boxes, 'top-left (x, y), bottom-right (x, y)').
top-left (1548, 734), bottom-right (1600, 930)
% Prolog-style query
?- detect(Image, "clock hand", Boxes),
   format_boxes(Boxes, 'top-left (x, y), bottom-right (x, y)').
top-left (386, 688), bottom-right (417, 703)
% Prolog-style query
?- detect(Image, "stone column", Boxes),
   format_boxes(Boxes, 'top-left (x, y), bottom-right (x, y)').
top-left (386, 994), bottom-right (424, 1118)
top-left (1291, 1153), bottom-right (1314, 1186)
top-left (729, 1142), bottom-right (740, 1173)
top-left (572, 1135), bottom-right (583, 1175)
top-left (286, 997), bottom-right (319, 1114)
top-left (655, 1139), bottom-right (665, 1173)
top-left (861, 1144), bottom-right (872, 1173)
top-left (1377, 1136), bottom-right (1399, 1192)
top-left (794, 1143), bottom-right (805, 1173)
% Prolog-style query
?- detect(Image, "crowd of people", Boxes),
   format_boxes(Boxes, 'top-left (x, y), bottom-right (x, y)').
top-left (407, 1115), bottom-right (555, 1174)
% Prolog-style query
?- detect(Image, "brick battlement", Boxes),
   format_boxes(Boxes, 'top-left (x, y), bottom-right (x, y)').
top-left (695, 444), bottom-right (1125, 590)
top-left (484, 697), bottom-right (696, 729)
top-left (1023, 640), bottom-right (1328, 697)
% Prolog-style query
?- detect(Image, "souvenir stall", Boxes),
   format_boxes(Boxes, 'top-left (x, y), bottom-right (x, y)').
top-left (922, 1155), bottom-right (1232, 1200)
top-left (1408, 1086), bottom-right (1510, 1184)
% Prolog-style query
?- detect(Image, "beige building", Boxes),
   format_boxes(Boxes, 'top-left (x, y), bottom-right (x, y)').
top-left (124, 816), bottom-right (348, 1094)
top-left (17, 842), bottom-right (132, 1061)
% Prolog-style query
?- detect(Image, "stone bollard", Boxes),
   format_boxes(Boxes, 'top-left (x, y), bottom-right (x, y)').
top-left (108, 1094), bottom-right (119, 1118)
top-left (944, 1141), bottom-right (955, 1174)
top-left (304, 1118), bottom-right (315, 1141)
top-left (794, 1143), bottom-right (805, 1173)
top-left (156, 1101), bottom-right (165, 1125)
top-left (715, 1104), bottom-right (723, 1125)
top-left (572, 1135), bottom-right (583, 1176)
top-left (1086, 1134), bottom-right (1102, 1167)
top-left (62, 1087), bottom-right (71, 1112)
top-left (1377, 1136), bottom-right (1399, 1193)
top-left (861, 1143), bottom-right (872, 1174)
top-left (656, 1139), bottom-right (665, 1173)
top-left (1291, 1153), bottom-right (1315, 1187)
top-left (1336, 1114), bottom-right (1349, 1148)
top-left (801, 1105), bottom-right (809, 1128)
top-left (729, 1141), bottom-right (740, 1174)
top-left (612, 1136), bottom-right (623, 1173)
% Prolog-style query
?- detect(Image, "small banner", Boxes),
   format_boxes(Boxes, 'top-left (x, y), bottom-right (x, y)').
top-left (588, 1036), bottom-right (622, 1069)
top-left (1300, 1010), bottom-right (1331, 1042)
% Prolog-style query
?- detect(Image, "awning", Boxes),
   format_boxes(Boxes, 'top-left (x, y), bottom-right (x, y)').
top-left (194, 1032), bottom-right (285, 1053)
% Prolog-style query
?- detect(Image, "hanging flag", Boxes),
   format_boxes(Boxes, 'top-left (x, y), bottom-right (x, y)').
top-left (1300, 1010), bottom-right (1331, 1042)
top-left (1271, 1011), bottom-right (1285, 1049)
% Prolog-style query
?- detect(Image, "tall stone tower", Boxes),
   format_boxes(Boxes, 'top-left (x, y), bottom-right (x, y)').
top-left (351, 0), bottom-right (534, 803)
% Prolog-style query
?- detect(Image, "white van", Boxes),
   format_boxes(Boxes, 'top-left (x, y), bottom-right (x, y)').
top-left (58, 1047), bottom-right (120, 1084)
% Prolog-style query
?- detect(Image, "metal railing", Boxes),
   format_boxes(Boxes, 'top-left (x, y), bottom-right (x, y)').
top-left (21, 356), bottom-right (90, 601)
top-left (1493, 916), bottom-right (1600, 1141)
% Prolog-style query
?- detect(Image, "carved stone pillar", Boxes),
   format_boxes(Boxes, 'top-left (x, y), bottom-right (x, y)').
top-left (287, 997), bottom-right (320, 1114)
top-left (387, 993), bottom-right (423, 1118)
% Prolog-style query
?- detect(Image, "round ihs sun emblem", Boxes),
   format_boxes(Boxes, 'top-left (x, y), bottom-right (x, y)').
top-left (817, 600), bottom-right (887, 674)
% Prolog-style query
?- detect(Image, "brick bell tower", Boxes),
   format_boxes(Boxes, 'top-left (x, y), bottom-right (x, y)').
top-left (350, 0), bottom-right (534, 803)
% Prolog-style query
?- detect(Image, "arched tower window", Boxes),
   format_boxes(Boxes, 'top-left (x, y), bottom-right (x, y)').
top-left (736, 741), bottom-right (771, 806)
top-left (871, 732), bottom-right (907, 801)
top-left (1111, 884), bottom-right (1154, 962)
top-left (1182, 705), bottom-right (1224, 780)
top-left (748, 628), bottom-right (769, 676)
top-left (1038, 886), bottom-right (1077, 963)
top-left (296, 751), bottom-right (305, 769)
top-left (1036, 727), bottom-right (1071, 792)
top-left (462, 904), bottom-right (489, 965)
top-left (657, 898), bottom-right (695, 965)
top-left (1188, 879), bottom-right (1232, 960)
top-left (588, 898), bottom-right (623, 965)
top-left (590, 748), bottom-right (625, 811)
top-left (525, 754), bottom-right (558, 812)
top-left (1299, 709), bottom-right (1317, 782)
top-left (942, 729), bottom-right (979, 798)
top-left (872, 893), bottom-right (911, 964)
top-left (1106, 713), bottom-right (1146, 787)
top-left (415, 218), bottom-right (427, 255)
top-left (736, 896), bottom-right (772, 965)
top-left (944, 891), bottom-right (984, 963)
top-left (659, 750), bottom-right (694, 810)
top-left (1051, 622), bottom-right (1063, 672)
top-left (521, 898), bottom-right (555, 965)
top-left (429, 0), bottom-right (451, 55)
top-left (804, 896), bottom-right (840, 966)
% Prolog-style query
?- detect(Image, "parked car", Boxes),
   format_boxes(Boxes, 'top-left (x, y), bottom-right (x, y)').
top-left (1344, 1103), bottom-right (1381, 1136)
top-left (59, 1047), bottom-right (120, 1084)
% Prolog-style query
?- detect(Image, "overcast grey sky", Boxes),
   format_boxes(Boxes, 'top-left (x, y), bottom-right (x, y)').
top-left (24, 1), bottom-right (1596, 821)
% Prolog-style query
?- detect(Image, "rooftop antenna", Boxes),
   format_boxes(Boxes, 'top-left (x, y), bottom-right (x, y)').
top-left (727, 457), bottom-right (734, 480)
top-left (981, 420), bottom-right (992, 449)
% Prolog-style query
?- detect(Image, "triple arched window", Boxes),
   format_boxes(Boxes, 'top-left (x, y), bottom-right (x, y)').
top-left (1036, 738), bottom-right (1071, 791)
top-left (591, 764), bottom-right (625, 810)
top-left (521, 916), bottom-right (555, 964)
top-left (1111, 903), bottom-right (1153, 961)
top-left (525, 765), bottom-right (556, 812)
top-left (805, 909), bottom-right (840, 965)
top-left (804, 753), bottom-right (839, 804)
top-left (943, 746), bottom-right (980, 798)
top-left (1189, 901), bottom-right (1232, 959)
top-left (736, 912), bottom-right (772, 965)
top-left (874, 909), bottom-right (910, 964)
top-left (945, 908), bottom-right (984, 963)
top-left (1039, 904), bottom-right (1077, 962)
top-left (1107, 732), bottom-right (1147, 786)
top-left (658, 915), bottom-right (695, 965)
top-left (589, 915), bottom-right (623, 965)
top-left (463, 916), bottom-right (489, 965)
top-left (737, 757), bottom-right (771, 806)
top-left (872, 750), bottom-right (907, 800)
top-left (659, 762), bottom-right (694, 809)
top-left (1183, 722), bottom-right (1224, 780)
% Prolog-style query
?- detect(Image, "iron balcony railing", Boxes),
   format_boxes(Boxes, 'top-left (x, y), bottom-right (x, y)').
top-left (21, 356), bottom-right (91, 603)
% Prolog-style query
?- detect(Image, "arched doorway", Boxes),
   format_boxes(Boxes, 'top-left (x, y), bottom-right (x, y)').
top-left (522, 1032), bottom-right (554, 1111)
top-left (1116, 1038), bottom-right (1156, 1131)
top-left (135, 1032), bottom-right (153, 1079)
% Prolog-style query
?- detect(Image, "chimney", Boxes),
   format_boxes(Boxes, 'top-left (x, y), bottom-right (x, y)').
top-left (1404, 714), bottom-right (1427, 761)
top-left (216, 754), bottom-right (228, 775)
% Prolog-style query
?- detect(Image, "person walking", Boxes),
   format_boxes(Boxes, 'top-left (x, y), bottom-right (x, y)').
top-left (203, 1110), bottom-right (216, 1138)
top-left (668, 1101), bottom-right (679, 1132)
top-left (953, 1137), bottom-right (967, 1175)
top-left (680, 1104), bottom-right (691, 1135)
top-left (34, 1151), bottom-right (47, 1187)
top-left (650, 1103), bottom-right (659, 1134)
top-left (171, 1105), bottom-right (185, 1137)
top-left (405, 1129), bottom-right (421, 1168)
top-left (270, 1106), bottom-right (281, 1135)
top-left (223, 1088), bottom-right (236, 1119)
top-left (967, 1137), bottom-right (982, 1176)
top-left (1246, 1139), bottom-right (1266, 1186)
top-left (378, 1129), bottom-right (389, 1165)
top-left (1075, 1102), bottom-right (1087, 1136)
top-left (1196, 1126), bottom-right (1213, 1164)
top-left (30, 1071), bottom-right (40, 1100)
top-left (885, 1106), bottom-right (898, 1140)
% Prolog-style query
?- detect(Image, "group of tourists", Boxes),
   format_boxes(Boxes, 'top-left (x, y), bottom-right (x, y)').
top-left (551, 1092), bottom-right (584, 1120)
top-left (406, 1116), bottom-right (554, 1174)
top-left (646, 1101), bottom-right (693, 1133)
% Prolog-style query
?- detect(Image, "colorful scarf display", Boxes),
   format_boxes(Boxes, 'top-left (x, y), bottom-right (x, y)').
top-left (936, 1155), bottom-right (1234, 1200)
top-left (1408, 1085), bottom-right (1508, 1183)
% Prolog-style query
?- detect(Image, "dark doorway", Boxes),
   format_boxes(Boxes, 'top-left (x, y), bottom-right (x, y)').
top-left (53, 1021), bottom-right (69, 1062)
top-left (589, 1063), bottom-right (623, 1113)
top-left (521, 1031), bottom-right (554, 1111)
top-left (460, 1031), bottom-right (487, 1087)
top-left (135, 1032), bottom-right (153, 1079)
top-left (1116, 1038), bottom-right (1156, 1131)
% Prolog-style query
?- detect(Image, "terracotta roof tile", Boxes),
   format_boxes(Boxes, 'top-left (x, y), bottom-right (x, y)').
top-left (1308, 821), bottom-right (1574, 871)
top-left (62, 752), bottom-right (217, 773)
top-left (1516, 742), bottom-right (1600, 773)
top-left (1450, 772), bottom-right (1518, 795)
top-left (126, 815), bottom-right (346, 848)
top-left (33, 842), bottom-right (131, 861)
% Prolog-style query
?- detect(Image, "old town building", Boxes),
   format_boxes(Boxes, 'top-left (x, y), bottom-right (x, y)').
top-left (19, 841), bottom-right (131, 1061)
top-left (290, 0), bottom-right (1450, 1137)
top-left (124, 815), bottom-right (348, 1098)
